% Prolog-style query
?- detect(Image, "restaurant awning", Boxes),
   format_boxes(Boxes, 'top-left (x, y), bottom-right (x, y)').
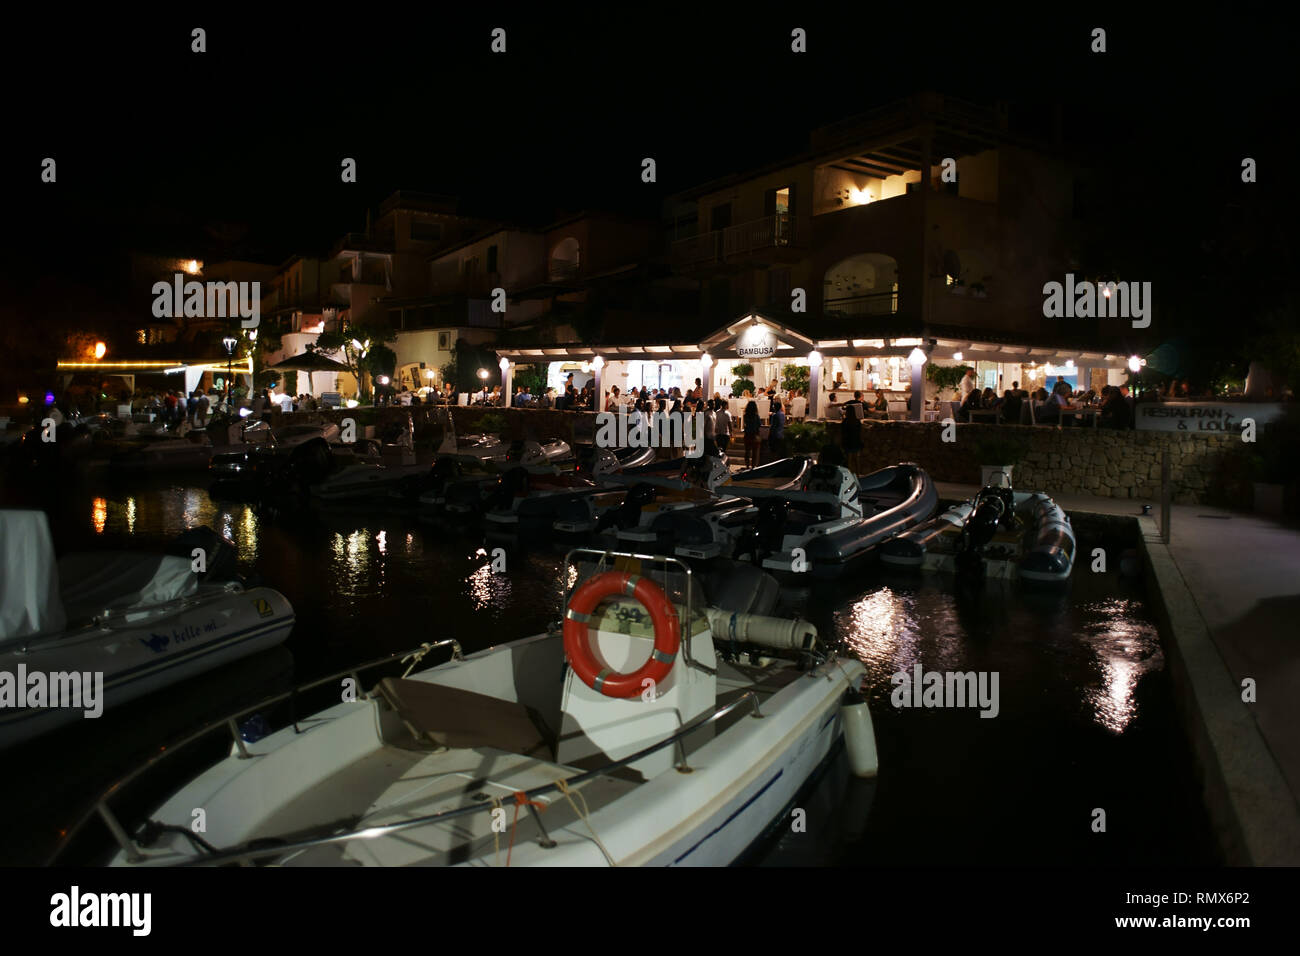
top-left (269, 353), bottom-right (352, 373)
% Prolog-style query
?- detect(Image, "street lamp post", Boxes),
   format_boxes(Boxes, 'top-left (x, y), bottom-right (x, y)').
top-left (222, 335), bottom-right (237, 414)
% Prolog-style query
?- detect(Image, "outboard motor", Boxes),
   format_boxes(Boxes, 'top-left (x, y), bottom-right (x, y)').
top-left (508, 439), bottom-right (548, 469)
top-left (428, 455), bottom-right (462, 493)
top-left (802, 464), bottom-right (861, 519)
top-left (597, 482), bottom-right (658, 532)
top-left (689, 453), bottom-right (730, 491)
top-left (282, 437), bottom-right (335, 494)
top-left (490, 466), bottom-right (530, 512)
top-left (956, 485), bottom-right (1010, 579)
top-left (737, 497), bottom-right (790, 564)
top-left (587, 446), bottom-right (621, 479)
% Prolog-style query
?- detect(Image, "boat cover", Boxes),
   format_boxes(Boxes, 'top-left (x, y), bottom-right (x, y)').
top-left (58, 552), bottom-right (199, 624)
top-left (0, 510), bottom-right (66, 643)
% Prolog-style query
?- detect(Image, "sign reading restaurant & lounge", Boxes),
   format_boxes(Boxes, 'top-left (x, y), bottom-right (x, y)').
top-left (1136, 402), bottom-right (1283, 432)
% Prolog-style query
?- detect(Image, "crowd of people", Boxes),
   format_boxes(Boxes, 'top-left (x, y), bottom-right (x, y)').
top-left (949, 374), bottom-right (1136, 429)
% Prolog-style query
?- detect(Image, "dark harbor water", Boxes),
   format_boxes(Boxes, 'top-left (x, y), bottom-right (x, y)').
top-left (0, 472), bottom-right (1219, 866)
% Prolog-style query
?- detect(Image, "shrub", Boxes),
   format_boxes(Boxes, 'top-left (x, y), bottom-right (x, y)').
top-left (785, 421), bottom-right (828, 453)
top-left (781, 364), bottom-right (810, 394)
top-left (730, 378), bottom-right (755, 398)
top-left (925, 363), bottom-right (972, 398)
top-left (476, 412), bottom-right (507, 436)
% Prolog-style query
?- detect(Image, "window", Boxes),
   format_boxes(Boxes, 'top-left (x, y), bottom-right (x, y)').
top-left (438, 332), bottom-right (451, 350)
top-left (411, 221), bottom-right (443, 242)
top-left (486, 245), bottom-right (498, 274)
top-left (711, 203), bottom-right (732, 231)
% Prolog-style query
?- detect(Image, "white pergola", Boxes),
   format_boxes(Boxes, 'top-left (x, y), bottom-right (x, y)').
top-left (493, 312), bottom-right (1138, 419)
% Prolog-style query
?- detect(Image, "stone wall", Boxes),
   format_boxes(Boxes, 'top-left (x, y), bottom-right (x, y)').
top-left (263, 408), bottom-right (1247, 505)
top-left (852, 421), bottom-right (1237, 504)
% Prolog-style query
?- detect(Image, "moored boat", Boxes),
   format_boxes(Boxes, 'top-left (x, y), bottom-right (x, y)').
top-left (83, 549), bottom-right (873, 867)
top-left (0, 510), bottom-right (295, 751)
top-left (879, 477), bottom-right (1077, 582)
top-left (724, 462), bottom-right (938, 575)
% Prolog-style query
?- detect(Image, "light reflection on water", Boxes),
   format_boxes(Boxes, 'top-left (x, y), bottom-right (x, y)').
top-left (72, 481), bottom-right (1164, 739)
top-left (1074, 598), bottom-right (1163, 734)
top-left (829, 582), bottom-right (1164, 736)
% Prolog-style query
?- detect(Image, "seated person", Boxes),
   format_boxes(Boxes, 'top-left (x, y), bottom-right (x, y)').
top-left (1001, 389), bottom-right (1023, 422)
top-left (959, 387), bottom-right (982, 423)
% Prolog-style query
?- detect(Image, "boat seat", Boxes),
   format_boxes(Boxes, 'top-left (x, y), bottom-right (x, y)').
top-left (374, 677), bottom-right (555, 759)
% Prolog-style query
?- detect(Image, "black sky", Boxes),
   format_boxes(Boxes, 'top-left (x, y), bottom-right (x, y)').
top-left (2, 9), bottom-right (1296, 292)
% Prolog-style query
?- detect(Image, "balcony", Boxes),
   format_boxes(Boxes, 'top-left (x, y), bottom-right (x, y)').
top-left (824, 291), bottom-right (898, 317)
top-left (671, 213), bottom-right (799, 267)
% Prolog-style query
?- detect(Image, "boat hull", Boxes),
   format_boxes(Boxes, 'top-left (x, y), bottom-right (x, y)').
top-left (0, 586), bottom-right (294, 750)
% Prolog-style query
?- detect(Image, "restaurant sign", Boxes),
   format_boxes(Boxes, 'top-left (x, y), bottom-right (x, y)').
top-left (736, 327), bottom-right (777, 360)
top-left (1135, 402), bottom-right (1283, 433)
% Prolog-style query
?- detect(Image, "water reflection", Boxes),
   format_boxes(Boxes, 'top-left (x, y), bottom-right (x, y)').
top-left (91, 497), bottom-right (107, 534)
top-left (466, 555), bottom-right (511, 612)
top-left (125, 497), bottom-right (136, 534)
top-left (1076, 598), bottom-right (1162, 734)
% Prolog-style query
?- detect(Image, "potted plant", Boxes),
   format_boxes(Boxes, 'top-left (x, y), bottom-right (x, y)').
top-left (971, 433), bottom-right (1030, 488)
top-left (924, 363), bottom-right (971, 400)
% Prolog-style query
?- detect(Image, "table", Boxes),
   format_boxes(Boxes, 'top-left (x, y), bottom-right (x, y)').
top-left (968, 409), bottom-right (1001, 424)
top-left (1061, 407), bottom-right (1101, 428)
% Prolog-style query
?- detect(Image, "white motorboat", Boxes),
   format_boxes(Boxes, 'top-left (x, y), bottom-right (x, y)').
top-left (88, 551), bottom-right (875, 867)
top-left (0, 510), bottom-right (295, 750)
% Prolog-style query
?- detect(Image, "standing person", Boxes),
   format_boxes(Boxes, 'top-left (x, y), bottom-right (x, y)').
top-left (841, 390), bottom-right (864, 473)
top-left (712, 398), bottom-right (731, 457)
top-left (742, 400), bottom-right (762, 468)
top-left (699, 395), bottom-right (716, 454)
top-left (768, 399), bottom-right (787, 459)
top-left (164, 390), bottom-right (178, 424)
top-left (959, 369), bottom-right (978, 402)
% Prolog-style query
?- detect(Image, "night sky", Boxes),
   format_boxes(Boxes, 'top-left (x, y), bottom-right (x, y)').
top-left (1, 10), bottom-right (1296, 332)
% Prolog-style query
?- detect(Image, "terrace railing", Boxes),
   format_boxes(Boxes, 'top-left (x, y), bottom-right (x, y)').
top-left (824, 291), bottom-right (899, 317)
top-left (672, 214), bottom-right (799, 267)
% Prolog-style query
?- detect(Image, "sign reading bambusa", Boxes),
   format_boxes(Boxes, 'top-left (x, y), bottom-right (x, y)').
top-left (736, 326), bottom-right (776, 360)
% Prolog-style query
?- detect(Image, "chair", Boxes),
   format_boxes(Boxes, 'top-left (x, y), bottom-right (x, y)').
top-left (887, 401), bottom-right (909, 421)
top-left (789, 396), bottom-right (806, 420)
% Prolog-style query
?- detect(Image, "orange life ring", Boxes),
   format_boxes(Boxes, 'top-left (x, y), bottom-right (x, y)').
top-left (563, 571), bottom-right (681, 698)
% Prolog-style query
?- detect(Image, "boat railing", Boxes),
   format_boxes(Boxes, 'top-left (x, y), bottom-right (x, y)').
top-left (182, 688), bottom-right (766, 867)
top-left (562, 547), bottom-right (717, 678)
top-left (47, 638), bottom-right (465, 866)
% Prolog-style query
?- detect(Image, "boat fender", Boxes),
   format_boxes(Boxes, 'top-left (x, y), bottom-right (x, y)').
top-left (563, 572), bottom-right (680, 698)
top-left (841, 687), bottom-right (879, 778)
